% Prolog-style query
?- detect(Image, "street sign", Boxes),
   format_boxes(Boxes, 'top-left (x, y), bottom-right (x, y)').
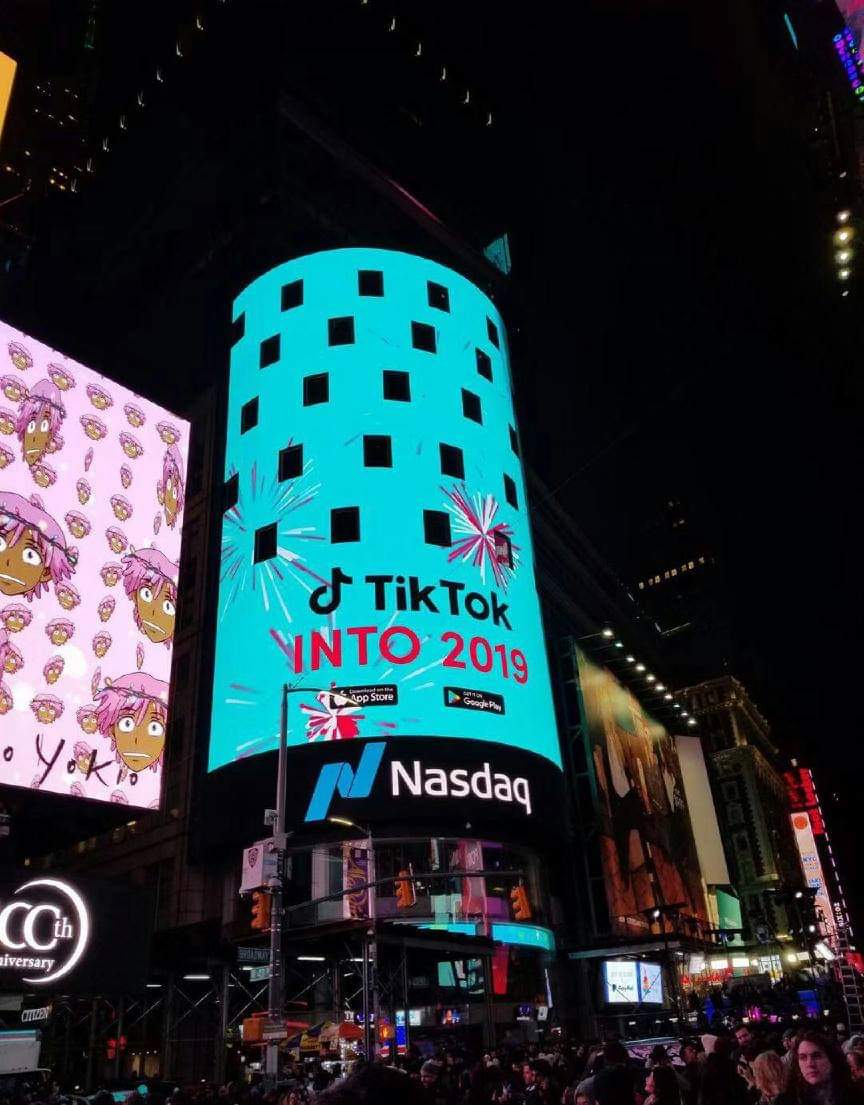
top-left (237, 946), bottom-right (271, 964)
top-left (248, 965), bottom-right (271, 982)
top-left (335, 684), bottom-right (398, 707)
top-left (262, 1021), bottom-right (288, 1041)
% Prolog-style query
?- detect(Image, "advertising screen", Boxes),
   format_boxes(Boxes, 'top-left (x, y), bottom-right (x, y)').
top-left (576, 649), bottom-right (708, 936)
top-left (208, 249), bottom-right (561, 827)
top-left (603, 960), bottom-right (637, 1004)
top-left (0, 321), bottom-right (189, 808)
top-left (637, 962), bottom-right (663, 1004)
top-left (790, 812), bottom-right (837, 940)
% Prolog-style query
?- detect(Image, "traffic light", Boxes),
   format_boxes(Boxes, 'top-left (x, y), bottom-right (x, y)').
top-left (251, 890), bottom-right (271, 931)
top-left (394, 868), bottom-right (416, 909)
top-left (510, 883), bottom-right (532, 921)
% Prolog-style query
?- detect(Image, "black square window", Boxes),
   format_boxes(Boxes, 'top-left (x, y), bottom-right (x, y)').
top-left (427, 281), bottom-right (450, 312)
top-left (231, 312), bottom-right (245, 345)
top-left (423, 510), bottom-right (451, 547)
top-left (278, 443), bottom-right (303, 482)
top-left (486, 317), bottom-right (500, 348)
top-left (411, 321), bottom-right (437, 353)
top-left (303, 373), bottom-right (329, 406)
top-left (439, 443), bottom-right (464, 480)
top-left (260, 334), bottom-right (280, 369)
top-left (281, 279), bottom-right (303, 311)
top-left (383, 370), bottom-right (410, 401)
top-left (363, 435), bottom-right (392, 468)
top-left (358, 269), bottom-right (384, 297)
top-left (509, 424), bottom-right (520, 456)
top-left (331, 507), bottom-right (360, 543)
top-left (224, 472), bottom-right (239, 512)
top-left (240, 397), bottom-right (259, 434)
top-left (328, 316), bottom-right (355, 346)
top-left (461, 388), bottom-right (482, 424)
top-left (476, 348), bottom-right (492, 381)
top-left (504, 474), bottom-right (519, 509)
top-left (254, 523), bottom-right (277, 564)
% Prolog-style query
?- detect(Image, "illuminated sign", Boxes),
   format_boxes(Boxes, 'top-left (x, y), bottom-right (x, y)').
top-left (790, 813), bottom-right (837, 940)
top-left (209, 248), bottom-right (560, 777)
top-left (602, 959), bottom-right (663, 1005)
top-left (0, 53), bottom-right (16, 150)
top-left (0, 321), bottom-right (189, 807)
top-left (833, 28), bottom-right (864, 100)
top-left (0, 873), bottom-right (151, 993)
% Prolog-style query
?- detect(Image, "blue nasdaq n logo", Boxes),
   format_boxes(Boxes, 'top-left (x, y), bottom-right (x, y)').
top-left (304, 741), bottom-right (387, 822)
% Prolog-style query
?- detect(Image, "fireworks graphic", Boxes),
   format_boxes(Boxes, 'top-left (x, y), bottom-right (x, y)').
top-left (301, 688), bottom-right (365, 742)
top-left (442, 483), bottom-right (519, 589)
top-left (220, 453), bottom-right (326, 623)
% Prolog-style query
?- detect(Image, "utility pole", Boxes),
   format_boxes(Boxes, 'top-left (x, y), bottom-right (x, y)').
top-left (264, 683), bottom-right (290, 1088)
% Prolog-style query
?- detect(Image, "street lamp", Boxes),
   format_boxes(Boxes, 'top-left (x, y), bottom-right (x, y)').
top-left (264, 683), bottom-right (359, 1087)
top-left (327, 814), bottom-right (376, 1060)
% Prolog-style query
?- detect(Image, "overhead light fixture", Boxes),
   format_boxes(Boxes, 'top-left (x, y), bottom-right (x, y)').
top-left (182, 974), bottom-right (211, 981)
top-left (664, 693), bottom-right (673, 701)
top-left (601, 628), bottom-right (614, 638)
top-left (835, 227), bottom-right (854, 245)
top-left (614, 641), bottom-right (624, 649)
top-left (838, 268), bottom-right (851, 280)
top-left (836, 249), bottom-right (852, 263)
top-left (655, 683), bottom-right (666, 692)
top-left (681, 711), bottom-right (689, 718)
top-left (626, 655), bottom-right (635, 663)
top-left (673, 703), bottom-right (681, 709)
top-left (646, 674), bottom-right (656, 683)
top-left (146, 983), bottom-right (162, 989)
top-left (297, 956), bottom-right (326, 962)
top-left (842, 290), bottom-right (850, 297)
top-left (837, 209), bottom-right (852, 223)
top-left (635, 663), bottom-right (646, 672)
top-left (687, 718), bottom-right (697, 727)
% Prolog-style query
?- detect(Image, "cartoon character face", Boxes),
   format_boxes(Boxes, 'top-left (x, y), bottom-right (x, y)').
top-left (80, 415), bottom-right (107, 441)
top-left (119, 432), bottom-right (143, 459)
top-left (0, 527), bottom-right (52, 596)
top-left (112, 699), bottom-right (166, 772)
top-left (2, 376), bottom-right (27, 403)
top-left (120, 465), bottom-right (132, 489)
top-left (77, 706), bottom-right (98, 734)
top-left (156, 422), bottom-right (180, 445)
top-left (0, 410), bottom-right (14, 435)
top-left (65, 511), bottom-right (91, 539)
top-left (47, 364), bottom-right (75, 391)
top-left (76, 479), bottom-right (90, 504)
top-left (164, 474), bottom-right (180, 526)
top-left (44, 656), bottom-right (64, 684)
top-left (8, 343), bottom-right (32, 373)
top-left (123, 404), bottom-right (145, 428)
top-left (55, 582), bottom-right (81, 611)
top-left (97, 596), bottom-right (115, 622)
top-left (110, 495), bottom-right (132, 521)
top-left (22, 404), bottom-right (54, 467)
top-left (0, 683), bottom-right (11, 714)
top-left (106, 527), bottom-right (127, 554)
top-left (73, 741), bottom-right (92, 772)
top-left (100, 563), bottom-right (121, 587)
top-left (93, 632), bottom-right (111, 657)
top-left (135, 579), bottom-right (176, 644)
top-left (32, 463), bottom-right (56, 488)
top-left (46, 619), bottom-right (74, 646)
top-left (4, 644), bottom-right (22, 674)
top-left (1, 604), bottom-right (31, 632)
top-left (0, 447), bottom-right (13, 469)
top-left (30, 694), bottom-right (63, 724)
top-left (86, 383), bottom-right (113, 410)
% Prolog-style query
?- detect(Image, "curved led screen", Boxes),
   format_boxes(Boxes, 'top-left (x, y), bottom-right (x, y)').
top-left (209, 249), bottom-right (560, 778)
top-left (0, 320), bottom-right (189, 808)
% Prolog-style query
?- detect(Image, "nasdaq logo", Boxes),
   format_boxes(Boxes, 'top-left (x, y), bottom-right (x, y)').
top-left (304, 741), bottom-right (387, 822)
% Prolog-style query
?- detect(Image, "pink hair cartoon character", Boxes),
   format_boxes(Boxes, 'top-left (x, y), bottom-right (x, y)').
top-left (94, 671), bottom-right (169, 775)
top-left (110, 495), bottom-right (133, 522)
top-left (0, 491), bottom-right (76, 601)
top-left (2, 376), bottom-right (27, 404)
top-left (158, 444), bottom-right (185, 530)
top-left (0, 604), bottom-right (31, 632)
top-left (30, 693), bottom-right (63, 724)
top-left (156, 421), bottom-right (181, 446)
top-left (7, 342), bottom-right (32, 373)
top-left (100, 562), bottom-right (122, 587)
top-left (80, 414), bottom-right (107, 442)
top-left (56, 582), bottom-right (81, 611)
top-left (123, 403), bottom-right (145, 428)
top-left (121, 545), bottom-right (179, 646)
top-left (92, 631), bottom-right (111, 657)
top-left (97, 595), bottom-right (115, 622)
top-left (44, 655), bottom-right (64, 684)
top-left (0, 446), bottom-right (13, 470)
top-left (31, 462), bottom-right (57, 489)
top-left (86, 383), bottom-right (113, 411)
top-left (3, 642), bottom-right (23, 675)
top-left (47, 364), bottom-right (75, 391)
top-left (15, 379), bottom-right (65, 468)
top-left (120, 465), bottom-right (132, 489)
top-left (76, 704), bottom-right (98, 734)
top-left (65, 511), bottom-right (91, 540)
top-left (76, 478), bottom-right (91, 505)
top-left (0, 409), bottom-right (14, 435)
top-left (46, 618), bottom-right (74, 646)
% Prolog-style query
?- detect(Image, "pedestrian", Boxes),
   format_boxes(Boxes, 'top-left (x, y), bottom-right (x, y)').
top-left (846, 1048), bottom-right (864, 1085)
top-left (644, 1067), bottom-right (682, 1105)
top-left (697, 1048), bottom-right (750, 1105)
top-left (776, 1030), bottom-right (858, 1105)
top-left (419, 1059), bottom-right (450, 1105)
top-left (783, 1031), bottom-right (799, 1068)
top-left (679, 1040), bottom-right (703, 1105)
top-left (749, 1051), bottom-right (789, 1105)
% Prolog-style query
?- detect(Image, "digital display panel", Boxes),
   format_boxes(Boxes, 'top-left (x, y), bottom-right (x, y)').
top-left (0, 321), bottom-right (188, 807)
top-left (575, 649), bottom-right (707, 937)
top-left (209, 249), bottom-right (560, 775)
top-left (604, 960), bottom-right (637, 1004)
top-left (637, 962), bottom-right (663, 1004)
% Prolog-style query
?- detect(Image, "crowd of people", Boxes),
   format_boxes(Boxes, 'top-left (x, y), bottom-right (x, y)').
top-left (252, 1024), bottom-right (864, 1105)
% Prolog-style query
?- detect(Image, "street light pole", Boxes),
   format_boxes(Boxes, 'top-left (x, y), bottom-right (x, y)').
top-left (264, 682), bottom-right (290, 1087)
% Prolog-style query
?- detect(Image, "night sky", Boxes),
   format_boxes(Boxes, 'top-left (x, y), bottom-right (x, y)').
top-left (2, 1), bottom-right (861, 918)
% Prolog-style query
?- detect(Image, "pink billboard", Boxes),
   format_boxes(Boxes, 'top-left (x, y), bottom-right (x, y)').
top-left (0, 320), bottom-right (188, 808)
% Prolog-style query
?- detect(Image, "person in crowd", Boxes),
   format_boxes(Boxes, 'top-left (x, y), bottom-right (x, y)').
top-left (776, 1030), bottom-right (858, 1105)
top-left (734, 1024), bottom-right (763, 1063)
top-left (698, 1044), bottom-right (751, 1105)
top-left (749, 1051), bottom-right (790, 1105)
top-left (846, 1048), bottom-right (864, 1085)
top-left (419, 1059), bottom-right (450, 1105)
top-left (843, 1037), bottom-right (864, 1056)
top-left (783, 1031), bottom-right (800, 1067)
top-left (313, 1063), bottom-right (426, 1104)
top-left (644, 1066), bottom-right (683, 1105)
top-left (576, 1041), bottom-right (632, 1105)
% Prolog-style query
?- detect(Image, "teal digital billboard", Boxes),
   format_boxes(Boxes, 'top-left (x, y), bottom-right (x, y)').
top-left (209, 249), bottom-right (560, 779)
